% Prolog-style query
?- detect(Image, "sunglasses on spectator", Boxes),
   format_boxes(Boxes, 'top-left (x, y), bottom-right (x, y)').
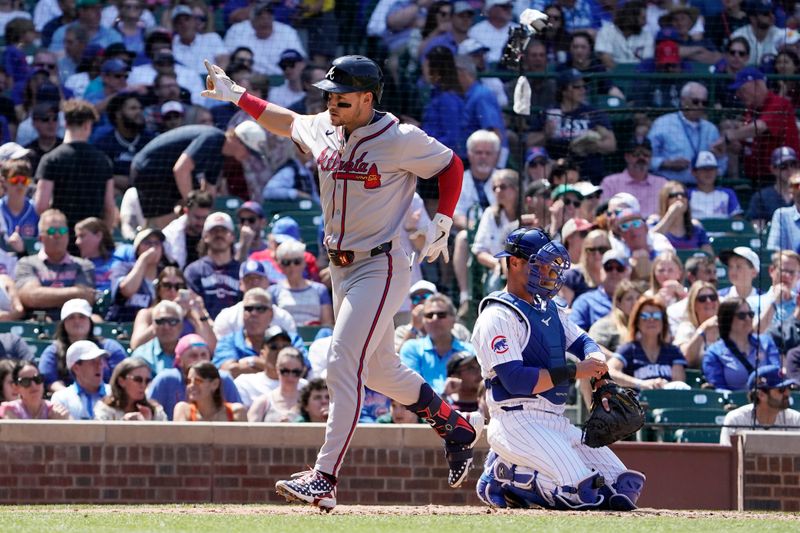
top-left (33, 62), bottom-right (56, 71)
top-left (639, 311), bottom-right (663, 321)
top-left (668, 191), bottom-right (687, 199)
top-left (619, 219), bottom-right (644, 232)
top-left (239, 216), bottom-right (258, 225)
top-left (779, 162), bottom-right (798, 170)
top-left (46, 226), bottom-right (69, 236)
top-left (424, 311), bottom-right (450, 320)
top-left (696, 293), bottom-right (718, 303)
top-left (34, 115), bottom-right (58, 123)
top-left (279, 368), bottom-right (304, 377)
top-left (411, 292), bottom-right (433, 306)
top-left (127, 375), bottom-right (152, 385)
top-left (16, 375), bottom-right (44, 387)
top-left (690, 98), bottom-right (708, 107)
top-left (603, 262), bottom-right (626, 273)
top-left (281, 258), bottom-right (303, 266)
top-left (155, 317), bottom-right (181, 326)
top-left (735, 310), bottom-right (755, 320)
top-left (585, 246), bottom-right (610, 254)
top-left (7, 175), bottom-right (30, 186)
top-left (728, 49), bottom-right (748, 57)
top-left (529, 159), bottom-right (547, 167)
top-left (244, 304), bottom-right (269, 313)
top-left (159, 281), bottom-right (185, 291)
top-left (110, 73), bottom-right (128, 79)
top-left (560, 198), bottom-right (582, 208)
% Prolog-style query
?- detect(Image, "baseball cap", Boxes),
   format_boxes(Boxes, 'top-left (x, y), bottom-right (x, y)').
top-left (694, 150), bottom-right (718, 170)
top-left (551, 184), bottom-right (584, 201)
top-left (771, 146), bottom-right (797, 167)
top-left (66, 340), bottom-right (109, 370)
top-left (252, 0), bottom-right (275, 16)
top-left (171, 5), bottom-right (193, 20)
top-left (747, 365), bottom-right (798, 391)
top-left (409, 280), bottom-right (437, 297)
top-left (602, 249), bottom-right (629, 267)
top-left (133, 227), bottom-right (165, 252)
top-left (729, 66), bottom-right (766, 91)
top-left (101, 58), bottom-right (128, 74)
top-left (60, 298), bottom-right (93, 321)
top-left (745, 0), bottom-right (774, 16)
top-left (237, 200), bottom-right (264, 219)
top-left (561, 218), bottom-right (593, 241)
top-left (278, 49), bottom-right (304, 69)
top-left (233, 121), bottom-right (267, 157)
top-left (625, 137), bottom-right (652, 154)
top-left (719, 247), bottom-right (760, 274)
top-left (655, 41), bottom-right (680, 66)
top-left (609, 192), bottom-right (641, 213)
top-left (271, 216), bottom-right (301, 244)
top-left (573, 181), bottom-right (602, 198)
top-left (525, 146), bottom-right (549, 166)
top-left (0, 142), bottom-right (31, 162)
top-left (202, 212), bottom-right (235, 235)
top-left (446, 353), bottom-right (478, 377)
top-left (32, 101), bottom-right (59, 120)
top-left (104, 43), bottom-right (136, 60)
top-left (240, 259), bottom-right (268, 279)
top-left (453, 1), bottom-right (475, 14)
top-left (174, 334), bottom-right (209, 361)
top-left (160, 101), bottom-right (184, 116)
top-left (457, 38), bottom-right (490, 56)
top-left (153, 50), bottom-right (177, 66)
top-left (557, 68), bottom-right (584, 88)
top-left (485, 0), bottom-right (513, 9)
top-left (264, 325), bottom-right (291, 345)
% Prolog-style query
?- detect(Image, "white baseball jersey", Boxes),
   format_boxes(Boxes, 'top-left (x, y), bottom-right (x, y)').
top-left (291, 111), bottom-right (452, 252)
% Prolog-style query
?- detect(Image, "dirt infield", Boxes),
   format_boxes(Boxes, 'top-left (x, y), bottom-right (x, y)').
top-left (7, 505), bottom-right (795, 520)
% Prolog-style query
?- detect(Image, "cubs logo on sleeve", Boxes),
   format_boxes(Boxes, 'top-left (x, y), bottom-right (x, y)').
top-left (491, 335), bottom-right (510, 355)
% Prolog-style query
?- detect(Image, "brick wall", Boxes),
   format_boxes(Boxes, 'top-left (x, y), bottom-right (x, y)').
top-left (0, 421), bottom-right (753, 509)
top-left (738, 431), bottom-right (800, 512)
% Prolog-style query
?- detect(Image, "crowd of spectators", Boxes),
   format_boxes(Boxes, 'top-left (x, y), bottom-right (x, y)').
top-left (0, 0), bottom-right (798, 440)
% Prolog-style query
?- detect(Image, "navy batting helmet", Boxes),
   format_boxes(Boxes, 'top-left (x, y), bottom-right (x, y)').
top-left (495, 228), bottom-right (571, 300)
top-left (313, 55), bottom-right (384, 103)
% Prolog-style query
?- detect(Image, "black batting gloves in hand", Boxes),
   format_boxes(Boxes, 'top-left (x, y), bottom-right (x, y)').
top-left (200, 59), bottom-right (245, 105)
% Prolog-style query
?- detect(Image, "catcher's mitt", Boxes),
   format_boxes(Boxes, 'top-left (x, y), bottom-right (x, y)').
top-left (582, 380), bottom-right (645, 448)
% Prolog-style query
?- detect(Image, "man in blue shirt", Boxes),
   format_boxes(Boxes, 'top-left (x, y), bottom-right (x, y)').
top-left (570, 249), bottom-right (631, 331)
top-left (454, 55), bottom-right (507, 161)
top-left (51, 340), bottom-right (109, 419)
top-left (748, 146), bottom-right (797, 230)
top-left (399, 294), bottom-right (476, 394)
top-left (148, 334), bottom-right (241, 420)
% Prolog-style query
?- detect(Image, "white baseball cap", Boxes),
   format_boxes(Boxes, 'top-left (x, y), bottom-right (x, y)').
top-left (457, 38), bottom-right (490, 56)
top-left (609, 192), bottom-right (641, 213)
top-left (409, 280), bottom-right (437, 296)
top-left (0, 142), bottom-right (31, 162)
top-left (60, 298), bottom-right (93, 321)
top-left (66, 340), bottom-right (109, 370)
top-left (719, 246), bottom-right (760, 274)
top-left (693, 150), bottom-right (718, 170)
top-left (561, 218), bottom-right (593, 241)
top-left (233, 120), bottom-right (267, 157)
top-left (202, 212), bottom-right (234, 235)
top-left (160, 100), bottom-right (184, 116)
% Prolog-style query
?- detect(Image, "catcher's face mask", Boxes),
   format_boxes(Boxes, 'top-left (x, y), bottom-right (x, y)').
top-left (527, 241), bottom-right (570, 300)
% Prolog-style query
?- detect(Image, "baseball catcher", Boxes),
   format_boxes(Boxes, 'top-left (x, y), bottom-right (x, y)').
top-left (471, 228), bottom-right (646, 511)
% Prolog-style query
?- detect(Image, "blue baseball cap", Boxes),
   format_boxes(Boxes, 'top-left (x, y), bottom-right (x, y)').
top-left (239, 259), bottom-right (268, 279)
top-left (728, 66), bottom-right (766, 91)
top-left (525, 146), bottom-right (549, 165)
top-left (237, 201), bottom-right (264, 218)
top-left (101, 58), bottom-right (129, 74)
top-left (771, 146), bottom-right (797, 166)
top-left (747, 365), bottom-right (798, 391)
top-left (271, 216), bottom-right (301, 244)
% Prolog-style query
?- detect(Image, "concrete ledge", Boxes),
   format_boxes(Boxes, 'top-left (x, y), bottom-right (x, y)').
top-left (740, 430), bottom-right (800, 454)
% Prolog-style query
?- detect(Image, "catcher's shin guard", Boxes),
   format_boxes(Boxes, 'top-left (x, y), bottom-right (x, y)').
top-left (600, 470), bottom-right (646, 511)
top-left (553, 472), bottom-right (605, 511)
top-left (483, 454), bottom-right (555, 509)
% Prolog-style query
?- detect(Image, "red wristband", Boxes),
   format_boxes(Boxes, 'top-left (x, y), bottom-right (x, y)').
top-left (239, 91), bottom-right (268, 120)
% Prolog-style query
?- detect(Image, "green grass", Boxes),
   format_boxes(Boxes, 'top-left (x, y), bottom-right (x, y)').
top-left (0, 506), bottom-right (795, 533)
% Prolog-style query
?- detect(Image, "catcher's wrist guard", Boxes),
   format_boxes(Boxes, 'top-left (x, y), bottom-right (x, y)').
top-left (550, 363), bottom-right (576, 386)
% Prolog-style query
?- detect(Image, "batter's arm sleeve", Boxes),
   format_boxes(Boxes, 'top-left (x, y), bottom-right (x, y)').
top-left (435, 154), bottom-right (463, 218)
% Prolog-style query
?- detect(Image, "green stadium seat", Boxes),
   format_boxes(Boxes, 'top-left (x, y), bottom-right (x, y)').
top-left (0, 321), bottom-right (54, 339)
top-left (701, 218), bottom-right (756, 236)
top-left (724, 390), bottom-right (750, 408)
top-left (296, 325), bottom-right (325, 343)
top-left (651, 407), bottom-right (727, 442)
top-left (92, 322), bottom-right (133, 341)
top-left (638, 389), bottom-right (727, 411)
top-left (22, 237), bottom-right (41, 255)
top-left (213, 195), bottom-right (244, 218)
top-left (263, 199), bottom-right (321, 220)
top-left (674, 428), bottom-right (722, 443)
top-left (710, 235), bottom-right (763, 255)
top-left (27, 339), bottom-right (53, 363)
top-left (684, 368), bottom-right (705, 388)
top-left (675, 249), bottom-right (710, 264)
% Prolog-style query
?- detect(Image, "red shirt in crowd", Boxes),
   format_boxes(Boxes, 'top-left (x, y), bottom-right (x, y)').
top-left (742, 91), bottom-right (800, 183)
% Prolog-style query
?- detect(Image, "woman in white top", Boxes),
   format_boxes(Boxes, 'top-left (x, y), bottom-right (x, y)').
top-left (94, 357), bottom-right (167, 421)
top-left (268, 240), bottom-right (333, 327)
top-left (248, 347), bottom-right (306, 423)
top-left (675, 281), bottom-right (720, 368)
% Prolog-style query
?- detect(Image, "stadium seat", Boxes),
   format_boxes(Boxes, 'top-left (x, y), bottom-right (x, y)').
top-left (92, 322), bottom-right (133, 341)
top-left (674, 249), bottom-right (710, 264)
top-left (674, 428), bottom-right (722, 443)
top-left (0, 321), bottom-right (54, 339)
top-left (638, 389), bottom-right (727, 411)
top-left (651, 407), bottom-right (727, 442)
top-left (22, 237), bottom-right (41, 255)
top-left (27, 339), bottom-right (53, 363)
top-left (684, 368), bottom-right (705, 388)
top-left (213, 195), bottom-right (244, 219)
top-left (296, 325), bottom-right (324, 343)
top-left (701, 218), bottom-right (756, 236)
top-left (724, 391), bottom-right (750, 408)
top-left (710, 235), bottom-right (763, 255)
top-left (263, 199), bottom-right (321, 220)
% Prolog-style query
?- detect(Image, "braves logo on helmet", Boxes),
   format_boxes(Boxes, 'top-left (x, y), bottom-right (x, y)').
top-left (491, 335), bottom-right (510, 355)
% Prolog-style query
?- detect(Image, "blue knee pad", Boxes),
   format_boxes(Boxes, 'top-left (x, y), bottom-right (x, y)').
top-left (553, 472), bottom-right (606, 511)
top-left (605, 470), bottom-right (646, 511)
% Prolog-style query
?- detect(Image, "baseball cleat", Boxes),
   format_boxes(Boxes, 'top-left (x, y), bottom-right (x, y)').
top-left (445, 411), bottom-right (485, 488)
top-left (275, 469), bottom-right (337, 511)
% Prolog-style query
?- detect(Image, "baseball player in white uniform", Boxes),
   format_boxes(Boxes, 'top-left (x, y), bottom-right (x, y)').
top-left (470, 228), bottom-right (646, 510)
top-left (201, 55), bottom-right (483, 511)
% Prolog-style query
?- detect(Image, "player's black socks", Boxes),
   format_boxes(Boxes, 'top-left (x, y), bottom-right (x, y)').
top-left (406, 383), bottom-right (475, 444)
top-left (318, 470), bottom-right (337, 485)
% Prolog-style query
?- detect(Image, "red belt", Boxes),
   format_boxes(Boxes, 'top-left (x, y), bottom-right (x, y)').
top-left (327, 241), bottom-right (392, 267)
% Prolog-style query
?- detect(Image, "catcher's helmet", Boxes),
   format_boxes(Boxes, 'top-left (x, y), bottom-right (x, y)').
top-left (313, 55), bottom-right (384, 103)
top-left (495, 228), bottom-right (570, 300)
